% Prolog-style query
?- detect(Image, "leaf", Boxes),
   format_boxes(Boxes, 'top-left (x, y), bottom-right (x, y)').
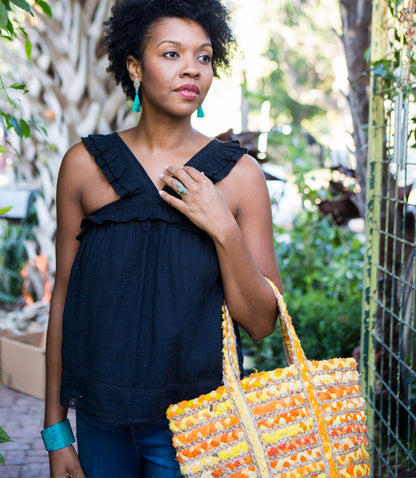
top-left (20, 118), bottom-right (30, 138)
top-left (370, 60), bottom-right (395, 84)
top-left (0, 452), bottom-right (4, 466)
top-left (9, 0), bottom-right (33, 15)
top-left (0, 112), bottom-right (12, 129)
top-left (0, 207), bottom-right (12, 215)
top-left (35, 0), bottom-right (52, 18)
top-left (5, 18), bottom-right (16, 37)
top-left (0, 426), bottom-right (12, 444)
top-left (9, 83), bottom-right (25, 90)
top-left (17, 26), bottom-right (28, 39)
top-left (9, 83), bottom-right (28, 94)
top-left (30, 119), bottom-right (48, 137)
top-left (0, 145), bottom-right (9, 153)
top-left (24, 38), bottom-right (31, 61)
top-left (7, 115), bottom-right (24, 138)
top-left (0, 2), bottom-right (8, 29)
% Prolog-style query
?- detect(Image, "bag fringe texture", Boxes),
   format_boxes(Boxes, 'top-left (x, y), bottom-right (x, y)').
top-left (167, 281), bottom-right (370, 477)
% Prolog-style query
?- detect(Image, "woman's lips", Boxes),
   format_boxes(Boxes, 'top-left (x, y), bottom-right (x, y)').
top-left (177, 90), bottom-right (198, 100)
top-left (175, 84), bottom-right (199, 100)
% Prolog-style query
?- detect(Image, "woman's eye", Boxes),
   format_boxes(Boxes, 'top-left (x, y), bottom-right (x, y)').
top-left (164, 51), bottom-right (178, 59)
top-left (198, 54), bottom-right (212, 64)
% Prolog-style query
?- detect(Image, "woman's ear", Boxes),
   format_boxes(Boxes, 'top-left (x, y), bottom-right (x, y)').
top-left (126, 55), bottom-right (142, 83)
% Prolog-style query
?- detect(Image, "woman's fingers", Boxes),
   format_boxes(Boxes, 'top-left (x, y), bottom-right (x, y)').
top-left (181, 165), bottom-right (206, 182)
top-left (163, 165), bottom-right (205, 188)
top-left (160, 166), bottom-right (209, 197)
top-left (159, 173), bottom-right (189, 197)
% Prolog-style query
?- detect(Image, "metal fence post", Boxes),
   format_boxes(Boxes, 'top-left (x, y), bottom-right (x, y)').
top-left (361, 0), bottom-right (387, 471)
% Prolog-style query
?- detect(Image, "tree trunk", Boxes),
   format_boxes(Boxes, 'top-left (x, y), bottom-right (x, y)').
top-left (339, 0), bottom-right (372, 218)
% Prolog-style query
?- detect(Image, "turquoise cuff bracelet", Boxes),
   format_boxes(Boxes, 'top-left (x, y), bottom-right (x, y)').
top-left (41, 419), bottom-right (75, 452)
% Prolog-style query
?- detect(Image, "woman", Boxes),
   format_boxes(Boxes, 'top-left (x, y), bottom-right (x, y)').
top-left (43, 0), bottom-right (281, 477)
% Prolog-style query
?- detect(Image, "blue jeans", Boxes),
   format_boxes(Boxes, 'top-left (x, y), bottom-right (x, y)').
top-left (76, 411), bottom-right (182, 477)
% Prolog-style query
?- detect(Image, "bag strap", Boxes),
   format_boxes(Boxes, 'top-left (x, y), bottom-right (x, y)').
top-left (222, 303), bottom-right (273, 477)
top-left (222, 279), bottom-right (340, 477)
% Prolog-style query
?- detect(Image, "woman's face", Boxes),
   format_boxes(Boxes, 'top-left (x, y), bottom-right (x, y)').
top-left (136, 17), bottom-right (214, 118)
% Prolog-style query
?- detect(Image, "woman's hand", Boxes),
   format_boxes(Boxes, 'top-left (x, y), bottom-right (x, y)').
top-left (159, 165), bottom-right (237, 242)
top-left (49, 446), bottom-right (85, 478)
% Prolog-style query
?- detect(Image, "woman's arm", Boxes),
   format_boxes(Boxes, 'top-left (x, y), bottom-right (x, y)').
top-left (159, 154), bottom-right (281, 340)
top-left (209, 154), bottom-right (281, 339)
top-left (45, 144), bottom-right (87, 477)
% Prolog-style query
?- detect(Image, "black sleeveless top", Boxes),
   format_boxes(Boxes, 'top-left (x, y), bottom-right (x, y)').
top-left (60, 133), bottom-right (247, 427)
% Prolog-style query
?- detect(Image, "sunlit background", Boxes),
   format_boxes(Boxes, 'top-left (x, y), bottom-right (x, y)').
top-left (201, 0), bottom-right (352, 168)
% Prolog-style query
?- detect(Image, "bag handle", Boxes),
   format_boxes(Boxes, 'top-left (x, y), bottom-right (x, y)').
top-left (222, 279), bottom-right (294, 381)
top-left (221, 279), bottom-right (341, 477)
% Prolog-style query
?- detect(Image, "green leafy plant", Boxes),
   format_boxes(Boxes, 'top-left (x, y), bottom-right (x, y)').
top-left (0, 208), bottom-right (37, 305)
top-left (0, 0), bottom-right (52, 41)
top-left (0, 426), bottom-right (12, 466)
top-left (0, 0), bottom-right (51, 149)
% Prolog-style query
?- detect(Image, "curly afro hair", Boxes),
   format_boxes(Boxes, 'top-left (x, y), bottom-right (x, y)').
top-left (103, 0), bottom-right (235, 101)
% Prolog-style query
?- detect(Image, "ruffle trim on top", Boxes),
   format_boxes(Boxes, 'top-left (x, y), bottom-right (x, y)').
top-left (77, 135), bottom-right (247, 240)
top-left (76, 195), bottom-right (202, 240)
top-left (82, 134), bottom-right (142, 198)
top-left (198, 140), bottom-right (247, 184)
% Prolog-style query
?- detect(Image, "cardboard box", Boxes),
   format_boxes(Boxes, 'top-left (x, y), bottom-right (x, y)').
top-left (0, 330), bottom-right (46, 400)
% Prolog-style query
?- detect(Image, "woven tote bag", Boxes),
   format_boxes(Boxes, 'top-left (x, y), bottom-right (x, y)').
top-left (167, 281), bottom-right (370, 477)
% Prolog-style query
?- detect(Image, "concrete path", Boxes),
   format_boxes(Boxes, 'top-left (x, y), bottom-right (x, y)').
top-left (0, 386), bottom-right (75, 478)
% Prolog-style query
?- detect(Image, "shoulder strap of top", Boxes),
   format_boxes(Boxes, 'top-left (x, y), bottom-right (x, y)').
top-left (82, 133), bottom-right (140, 198)
top-left (199, 140), bottom-right (247, 184)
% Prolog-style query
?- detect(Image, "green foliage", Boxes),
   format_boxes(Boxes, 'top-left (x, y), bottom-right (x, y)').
top-left (284, 289), bottom-right (361, 359)
top-left (0, 424), bottom-right (12, 465)
top-left (0, 0), bottom-right (51, 144)
top-left (0, 218), bottom-right (36, 305)
top-left (0, 193), bottom-right (37, 307)
top-left (260, 118), bottom-right (326, 187)
top-left (247, 37), bottom-right (326, 128)
top-left (0, 109), bottom-right (32, 140)
top-left (242, 210), bottom-right (364, 371)
top-left (0, 66), bottom-right (47, 146)
top-left (368, 1), bottom-right (416, 102)
top-left (277, 211), bottom-right (363, 299)
top-left (388, 0), bottom-right (406, 16)
top-left (245, 0), bottom-right (338, 141)
top-left (0, 0), bottom-right (52, 36)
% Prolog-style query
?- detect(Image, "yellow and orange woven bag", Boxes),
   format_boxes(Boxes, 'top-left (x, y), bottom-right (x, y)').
top-left (167, 281), bottom-right (370, 477)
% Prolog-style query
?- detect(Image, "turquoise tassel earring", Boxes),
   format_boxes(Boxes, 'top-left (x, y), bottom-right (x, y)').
top-left (197, 105), bottom-right (205, 118)
top-left (132, 78), bottom-right (141, 113)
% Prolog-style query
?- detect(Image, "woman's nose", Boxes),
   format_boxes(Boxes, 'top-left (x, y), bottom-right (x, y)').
top-left (180, 56), bottom-right (200, 78)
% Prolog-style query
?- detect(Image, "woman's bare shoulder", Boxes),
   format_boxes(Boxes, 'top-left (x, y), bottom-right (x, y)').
top-left (58, 140), bottom-right (121, 215)
top-left (60, 141), bottom-right (94, 172)
top-left (58, 141), bottom-right (99, 188)
top-left (229, 153), bottom-right (267, 187)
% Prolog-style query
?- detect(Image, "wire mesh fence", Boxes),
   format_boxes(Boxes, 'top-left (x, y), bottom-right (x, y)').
top-left (362, 1), bottom-right (416, 476)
